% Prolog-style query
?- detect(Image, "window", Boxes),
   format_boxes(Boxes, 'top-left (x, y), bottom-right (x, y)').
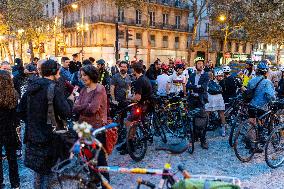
top-left (162, 14), bottom-right (169, 26)
top-left (118, 8), bottom-right (124, 22)
top-left (52, 2), bottom-right (55, 16)
top-left (46, 4), bottom-right (49, 16)
top-left (136, 33), bottom-right (142, 46)
top-left (205, 23), bottom-right (209, 33)
top-left (243, 43), bottom-right (247, 53)
top-left (175, 37), bottom-right (179, 49)
top-left (149, 12), bottom-right (155, 26)
top-left (150, 35), bottom-right (155, 47)
top-left (136, 10), bottom-right (142, 25)
top-left (175, 16), bottom-right (181, 29)
top-left (84, 32), bottom-right (88, 46)
top-left (235, 43), bottom-right (239, 52)
top-left (162, 36), bottom-right (168, 48)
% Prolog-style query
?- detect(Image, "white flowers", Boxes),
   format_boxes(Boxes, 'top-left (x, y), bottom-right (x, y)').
top-left (73, 122), bottom-right (93, 139)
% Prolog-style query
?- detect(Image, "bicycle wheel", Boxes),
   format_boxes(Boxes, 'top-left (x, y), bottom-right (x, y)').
top-left (265, 126), bottom-right (284, 168)
top-left (186, 122), bottom-right (195, 154)
top-left (154, 113), bottom-right (167, 143)
top-left (229, 114), bottom-right (244, 147)
top-left (127, 122), bottom-right (148, 162)
top-left (234, 121), bottom-right (256, 162)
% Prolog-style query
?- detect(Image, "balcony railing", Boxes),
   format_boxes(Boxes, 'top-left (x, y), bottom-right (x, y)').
top-left (63, 16), bottom-right (189, 32)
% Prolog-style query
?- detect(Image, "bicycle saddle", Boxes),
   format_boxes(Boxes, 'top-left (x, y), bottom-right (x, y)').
top-left (156, 141), bottom-right (188, 154)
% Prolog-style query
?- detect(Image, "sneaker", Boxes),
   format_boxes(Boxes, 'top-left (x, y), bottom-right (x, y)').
top-left (201, 141), bottom-right (209, 149)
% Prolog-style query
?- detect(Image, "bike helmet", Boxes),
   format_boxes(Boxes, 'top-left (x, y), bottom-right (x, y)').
top-left (161, 64), bottom-right (169, 72)
top-left (246, 59), bottom-right (253, 66)
top-left (194, 57), bottom-right (205, 63)
top-left (222, 66), bottom-right (231, 73)
top-left (215, 70), bottom-right (224, 76)
top-left (257, 60), bottom-right (269, 73)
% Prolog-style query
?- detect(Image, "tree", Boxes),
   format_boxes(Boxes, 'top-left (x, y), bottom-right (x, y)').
top-left (0, 0), bottom-right (53, 60)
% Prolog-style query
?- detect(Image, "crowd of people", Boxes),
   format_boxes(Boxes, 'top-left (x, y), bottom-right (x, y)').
top-left (0, 53), bottom-right (282, 188)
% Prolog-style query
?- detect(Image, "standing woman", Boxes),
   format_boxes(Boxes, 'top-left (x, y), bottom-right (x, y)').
top-left (0, 70), bottom-right (20, 189)
top-left (73, 65), bottom-right (110, 186)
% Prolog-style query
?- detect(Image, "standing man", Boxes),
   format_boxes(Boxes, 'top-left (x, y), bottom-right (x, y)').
top-left (59, 57), bottom-right (72, 82)
top-left (96, 59), bottom-right (111, 98)
top-left (111, 60), bottom-right (120, 76)
top-left (186, 57), bottom-right (210, 149)
top-left (24, 57), bottom-right (39, 78)
top-left (69, 53), bottom-right (82, 74)
top-left (146, 59), bottom-right (162, 92)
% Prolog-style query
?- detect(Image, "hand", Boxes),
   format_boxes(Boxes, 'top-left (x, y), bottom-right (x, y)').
top-left (112, 100), bottom-right (119, 105)
top-left (68, 93), bottom-right (75, 102)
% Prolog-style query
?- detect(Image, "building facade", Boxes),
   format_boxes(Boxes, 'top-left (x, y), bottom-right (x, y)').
top-left (62, 0), bottom-right (190, 66)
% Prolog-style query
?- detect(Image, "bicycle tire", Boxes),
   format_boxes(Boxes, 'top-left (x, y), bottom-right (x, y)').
top-left (228, 114), bottom-right (242, 147)
top-left (265, 126), bottom-right (284, 168)
top-left (233, 121), bottom-right (256, 162)
top-left (187, 122), bottom-right (195, 154)
top-left (155, 114), bottom-right (168, 143)
top-left (127, 122), bottom-right (148, 162)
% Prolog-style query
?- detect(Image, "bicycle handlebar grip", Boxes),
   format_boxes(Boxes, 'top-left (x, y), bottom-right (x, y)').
top-left (178, 165), bottom-right (190, 179)
top-left (102, 181), bottom-right (113, 189)
top-left (104, 122), bottom-right (119, 130)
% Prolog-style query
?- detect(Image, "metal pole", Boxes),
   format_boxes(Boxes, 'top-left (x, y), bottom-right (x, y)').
top-left (81, 7), bottom-right (84, 62)
top-left (115, 22), bottom-right (119, 61)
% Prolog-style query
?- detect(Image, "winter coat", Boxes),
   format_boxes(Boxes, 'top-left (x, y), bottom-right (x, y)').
top-left (0, 108), bottom-right (19, 148)
top-left (18, 78), bottom-right (73, 174)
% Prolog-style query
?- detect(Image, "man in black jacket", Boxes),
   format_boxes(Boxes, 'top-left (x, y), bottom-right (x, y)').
top-left (18, 60), bottom-right (74, 188)
top-left (186, 57), bottom-right (209, 149)
top-left (69, 53), bottom-right (82, 74)
top-left (146, 59), bottom-right (162, 92)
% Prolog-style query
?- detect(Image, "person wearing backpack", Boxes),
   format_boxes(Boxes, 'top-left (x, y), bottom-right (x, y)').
top-left (246, 61), bottom-right (275, 152)
top-left (18, 60), bottom-right (74, 188)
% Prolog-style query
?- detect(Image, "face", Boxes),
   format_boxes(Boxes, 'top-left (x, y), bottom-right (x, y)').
top-left (80, 70), bottom-right (92, 86)
top-left (120, 63), bottom-right (128, 74)
top-left (63, 60), bottom-right (70, 68)
top-left (155, 62), bottom-right (162, 70)
top-left (169, 62), bottom-right (174, 68)
top-left (216, 75), bottom-right (224, 81)
top-left (73, 56), bottom-right (78, 62)
top-left (196, 61), bottom-right (204, 71)
top-left (177, 68), bottom-right (184, 75)
top-left (34, 59), bottom-right (39, 64)
top-left (1, 65), bottom-right (12, 73)
top-left (97, 64), bottom-right (103, 70)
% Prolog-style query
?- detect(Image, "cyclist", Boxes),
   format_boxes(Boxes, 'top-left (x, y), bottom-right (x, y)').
top-left (206, 70), bottom-right (227, 137)
top-left (276, 67), bottom-right (284, 98)
top-left (187, 57), bottom-right (210, 149)
top-left (247, 61), bottom-right (275, 152)
top-left (167, 63), bottom-right (187, 97)
top-left (219, 66), bottom-right (243, 103)
top-left (156, 64), bottom-right (170, 97)
top-left (146, 59), bottom-right (162, 88)
top-left (239, 59), bottom-right (255, 87)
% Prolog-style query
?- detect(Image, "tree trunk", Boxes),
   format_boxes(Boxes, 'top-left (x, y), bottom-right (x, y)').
top-left (188, 18), bottom-right (199, 67)
top-left (3, 42), bottom-right (13, 64)
top-left (28, 40), bottom-right (34, 61)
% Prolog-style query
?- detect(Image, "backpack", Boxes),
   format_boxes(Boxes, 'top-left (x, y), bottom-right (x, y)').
top-left (243, 78), bottom-right (264, 103)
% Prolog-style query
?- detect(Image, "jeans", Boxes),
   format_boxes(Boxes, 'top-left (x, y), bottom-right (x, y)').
top-left (0, 143), bottom-right (20, 188)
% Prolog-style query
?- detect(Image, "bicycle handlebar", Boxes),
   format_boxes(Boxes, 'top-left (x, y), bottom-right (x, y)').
top-left (92, 122), bottom-right (119, 136)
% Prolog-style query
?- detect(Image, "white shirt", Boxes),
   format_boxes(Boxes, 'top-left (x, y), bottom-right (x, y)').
top-left (168, 72), bottom-right (186, 94)
top-left (156, 74), bottom-right (170, 96)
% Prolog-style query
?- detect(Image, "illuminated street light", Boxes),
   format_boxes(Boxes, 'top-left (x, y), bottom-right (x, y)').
top-left (71, 3), bottom-right (78, 9)
top-left (219, 15), bottom-right (226, 22)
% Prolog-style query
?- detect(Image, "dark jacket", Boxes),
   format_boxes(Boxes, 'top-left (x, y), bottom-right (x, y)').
top-left (146, 64), bottom-right (161, 80)
top-left (277, 78), bottom-right (284, 98)
top-left (18, 78), bottom-right (73, 174)
top-left (0, 108), bottom-right (19, 147)
top-left (220, 75), bottom-right (242, 103)
top-left (186, 71), bottom-right (209, 105)
top-left (69, 61), bottom-right (82, 74)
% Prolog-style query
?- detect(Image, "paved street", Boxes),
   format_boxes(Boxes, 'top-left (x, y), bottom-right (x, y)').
top-left (3, 131), bottom-right (284, 189)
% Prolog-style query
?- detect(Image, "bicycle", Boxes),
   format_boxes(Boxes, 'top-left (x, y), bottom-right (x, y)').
top-left (233, 102), bottom-right (281, 162)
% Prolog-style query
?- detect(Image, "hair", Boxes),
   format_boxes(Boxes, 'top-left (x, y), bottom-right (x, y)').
top-left (89, 57), bottom-right (95, 63)
top-left (154, 58), bottom-right (161, 65)
top-left (41, 59), bottom-right (59, 77)
top-left (132, 62), bottom-right (144, 74)
top-left (34, 57), bottom-right (39, 61)
top-left (119, 61), bottom-right (128, 67)
top-left (0, 70), bottom-right (18, 109)
top-left (82, 59), bottom-right (92, 66)
top-left (61, 57), bottom-right (70, 64)
top-left (72, 53), bottom-right (79, 58)
top-left (80, 65), bottom-right (99, 83)
top-left (14, 58), bottom-right (23, 66)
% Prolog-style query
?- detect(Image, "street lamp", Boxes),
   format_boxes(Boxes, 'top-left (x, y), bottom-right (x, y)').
top-left (219, 15), bottom-right (226, 22)
top-left (72, 3), bottom-right (88, 62)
